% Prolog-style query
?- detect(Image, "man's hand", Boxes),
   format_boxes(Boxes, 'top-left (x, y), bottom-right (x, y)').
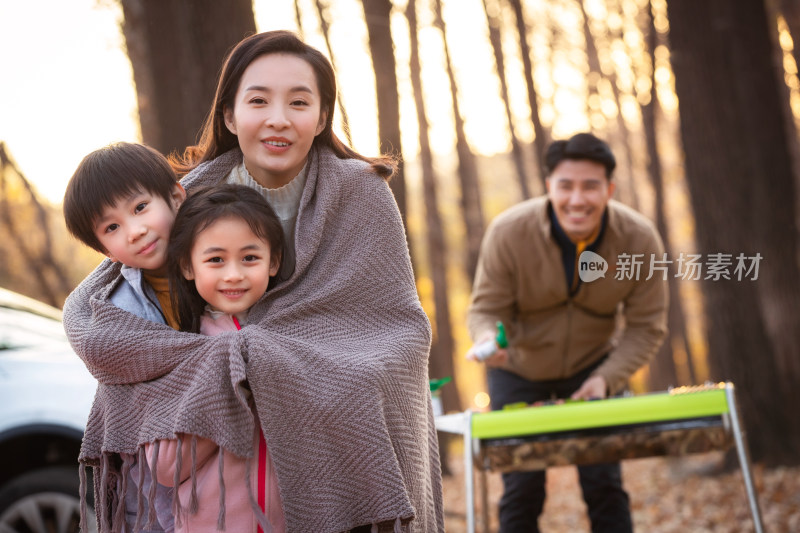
top-left (466, 330), bottom-right (508, 367)
top-left (570, 375), bottom-right (608, 400)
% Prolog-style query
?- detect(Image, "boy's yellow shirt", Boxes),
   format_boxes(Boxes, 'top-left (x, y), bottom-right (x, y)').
top-left (142, 273), bottom-right (180, 330)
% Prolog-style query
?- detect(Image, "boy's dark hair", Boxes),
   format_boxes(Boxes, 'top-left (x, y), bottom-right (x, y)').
top-left (167, 184), bottom-right (285, 333)
top-left (63, 142), bottom-right (179, 253)
top-left (543, 132), bottom-right (617, 178)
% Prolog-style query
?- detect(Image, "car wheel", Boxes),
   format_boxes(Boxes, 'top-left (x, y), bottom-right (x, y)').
top-left (0, 466), bottom-right (97, 533)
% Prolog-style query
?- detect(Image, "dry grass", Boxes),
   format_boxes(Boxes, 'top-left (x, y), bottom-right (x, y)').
top-left (441, 450), bottom-right (800, 532)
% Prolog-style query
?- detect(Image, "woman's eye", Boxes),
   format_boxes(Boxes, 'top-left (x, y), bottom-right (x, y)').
top-left (207, 257), bottom-right (223, 264)
top-left (291, 99), bottom-right (308, 106)
top-left (250, 97), bottom-right (267, 105)
top-left (243, 255), bottom-right (260, 262)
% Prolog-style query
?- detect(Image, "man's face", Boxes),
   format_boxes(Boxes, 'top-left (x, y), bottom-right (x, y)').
top-left (546, 159), bottom-right (615, 242)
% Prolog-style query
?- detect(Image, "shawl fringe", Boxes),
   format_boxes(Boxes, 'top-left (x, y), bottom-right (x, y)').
top-left (245, 456), bottom-right (273, 533)
top-left (99, 453), bottom-right (111, 531)
top-left (217, 450), bottom-right (226, 530)
top-left (146, 441), bottom-right (160, 530)
top-left (189, 435), bottom-right (199, 514)
top-left (173, 438), bottom-right (183, 528)
top-left (114, 455), bottom-right (133, 533)
top-left (87, 440), bottom-right (280, 533)
top-left (79, 463), bottom-right (88, 532)
top-left (134, 448), bottom-right (146, 532)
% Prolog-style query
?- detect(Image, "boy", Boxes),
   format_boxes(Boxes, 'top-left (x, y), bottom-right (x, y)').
top-left (64, 142), bottom-right (185, 329)
top-left (64, 141), bottom-right (185, 532)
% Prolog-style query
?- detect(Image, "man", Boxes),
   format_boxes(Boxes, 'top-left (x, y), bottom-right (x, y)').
top-left (467, 132), bottom-right (668, 532)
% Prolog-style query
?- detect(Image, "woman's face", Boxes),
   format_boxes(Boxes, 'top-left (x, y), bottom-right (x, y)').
top-left (224, 53), bottom-right (327, 189)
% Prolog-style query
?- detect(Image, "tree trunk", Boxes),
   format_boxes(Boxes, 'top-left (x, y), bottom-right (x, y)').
top-left (779, 0), bottom-right (800, 80)
top-left (0, 143), bottom-right (72, 307)
top-left (483, 0), bottom-right (531, 200)
top-left (641, 0), bottom-right (693, 391)
top-left (313, 0), bottom-right (353, 147)
top-left (507, 0), bottom-right (549, 187)
top-left (294, 0), bottom-right (305, 39)
top-left (361, 0), bottom-right (408, 231)
top-left (668, 0), bottom-right (800, 465)
top-left (580, 0), bottom-right (640, 210)
top-left (120, 0), bottom-right (256, 157)
top-left (406, 0), bottom-right (459, 473)
top-left (433, 0), bottom-right (485, 281)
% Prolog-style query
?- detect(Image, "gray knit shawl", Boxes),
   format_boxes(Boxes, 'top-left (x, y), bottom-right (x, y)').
top-left (63, 146), bottom-right (444, 533)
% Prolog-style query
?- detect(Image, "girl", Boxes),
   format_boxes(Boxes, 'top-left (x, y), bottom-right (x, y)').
top-left (144, 184), bottom-right (285, 533)
top-left (65, 30), bottom-right (443, 533)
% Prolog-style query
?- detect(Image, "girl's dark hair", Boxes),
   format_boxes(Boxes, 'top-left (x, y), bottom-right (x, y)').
top-left (64, 142), bottom-right (179, 253)
top-left (171, 30), bottom-right (396, 179)
top-left (167, 184), bottom-right (285, 333)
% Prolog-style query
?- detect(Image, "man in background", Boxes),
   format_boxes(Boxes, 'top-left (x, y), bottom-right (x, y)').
top-left (467, 132), bottom-right (668, 532)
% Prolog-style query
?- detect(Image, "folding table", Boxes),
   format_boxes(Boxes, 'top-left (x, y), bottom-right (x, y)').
top-left (435, 382), bottom-right (764, 533)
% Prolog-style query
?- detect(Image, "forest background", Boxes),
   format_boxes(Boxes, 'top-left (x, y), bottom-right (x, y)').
top-left (1, 0), bottom-right (800, 525)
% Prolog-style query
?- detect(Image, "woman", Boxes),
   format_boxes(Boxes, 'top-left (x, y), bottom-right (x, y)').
top-left (64, 31), bottom-right (444, 533)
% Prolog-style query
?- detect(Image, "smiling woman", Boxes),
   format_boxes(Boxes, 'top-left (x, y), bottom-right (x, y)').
top-left (222, 54), bottom-right (328, 189)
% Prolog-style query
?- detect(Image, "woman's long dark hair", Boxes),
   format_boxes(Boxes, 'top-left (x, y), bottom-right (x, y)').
top-left (171, 30), bottom-right (396, 179)
top-left (167, 184), bottom-right (285, 333)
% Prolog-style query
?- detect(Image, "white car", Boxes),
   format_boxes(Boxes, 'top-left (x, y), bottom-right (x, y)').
top-left (0, 287), bottom-right (97, 533)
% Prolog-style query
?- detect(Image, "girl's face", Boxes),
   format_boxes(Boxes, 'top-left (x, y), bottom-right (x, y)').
top-left (182, 216), bottom-right (279, 318)
top-left (224, 53), bottom-right (328, 189)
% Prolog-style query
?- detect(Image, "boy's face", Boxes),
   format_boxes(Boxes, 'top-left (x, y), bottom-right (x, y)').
top-left (94, 184), bottom-right (185, 276)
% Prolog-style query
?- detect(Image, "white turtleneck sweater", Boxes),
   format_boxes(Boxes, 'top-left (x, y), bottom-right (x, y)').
top-left (226, 160), bottom-right (308, 280)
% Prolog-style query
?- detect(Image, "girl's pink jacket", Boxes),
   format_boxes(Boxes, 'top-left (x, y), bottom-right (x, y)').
top-left (145, 312), bottom-right (285, 533)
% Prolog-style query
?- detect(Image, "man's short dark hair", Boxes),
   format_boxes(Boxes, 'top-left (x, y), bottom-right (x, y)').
top-left (544, 132), bottom-right (616, 178)
top-left (63, 142), bottom-right (178, 253)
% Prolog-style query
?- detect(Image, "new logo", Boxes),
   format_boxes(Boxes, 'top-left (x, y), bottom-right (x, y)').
top-left (578, 250), bottom-right (608, 282)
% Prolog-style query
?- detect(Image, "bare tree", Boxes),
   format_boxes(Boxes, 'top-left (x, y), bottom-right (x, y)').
top-left (120, 0), bottom-right (256, 156)
top-left (294, 0), bottom-right (305, 39)
top-left (406, 0), bottom-right (459, 472)
top-left (0, 143), bottom-right (72, 307)
top-left (313, 0), bottom-right (354, 147)
top-left (579, 0), bottom-right (640, 210)
top-left (432, 0), bottom-right (485, 280)
top-left (507, 0), bottom-right (549, 185)
top-left (640, 1), bottom-right (695, 390)
top-left (483, 0), bottom-right (531, 200)
top-left (668, 0), bottom-right (800, 465)
top-left (361, 0), bottom-right (408, 229)
top-left (778, 0), bottom-right (800, 79)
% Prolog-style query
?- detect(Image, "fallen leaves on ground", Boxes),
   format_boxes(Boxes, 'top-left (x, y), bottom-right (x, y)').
top-left (441, 450), bottom-right (800, 532)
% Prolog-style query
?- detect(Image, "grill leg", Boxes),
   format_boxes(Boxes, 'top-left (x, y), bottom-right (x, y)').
top-left (479, 466), bottom-right (490, 533)
top-left (464, 410), bottom-right (476, 533)
top-left (725, 384), bottom-right (764, 533)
